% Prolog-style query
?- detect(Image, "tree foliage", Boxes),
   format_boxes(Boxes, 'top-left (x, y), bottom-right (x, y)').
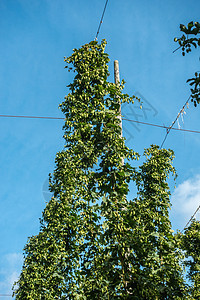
top-left (13, 40), bottom-right (191, 299)
top-left (124, 146), bottom-right (187, 299)
top-left (174, 21), bottom-right (200, 106)
top-left (179, 220), bottom-right (200, 299)
top-left (174, 22), bottom-right (200, 298)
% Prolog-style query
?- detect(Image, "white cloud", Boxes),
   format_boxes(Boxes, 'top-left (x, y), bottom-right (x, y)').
top-left (0, 253), bottom-right (23, 296)
top-left (171, 175), bottom-right (200, 230)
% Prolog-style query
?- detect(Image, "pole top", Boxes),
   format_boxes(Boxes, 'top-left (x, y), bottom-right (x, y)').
top-left (114, 60), bottom-right (120, 85)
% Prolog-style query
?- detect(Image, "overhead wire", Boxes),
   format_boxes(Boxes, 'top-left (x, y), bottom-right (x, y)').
top-left (182, 204), bottom-right (200, 232)
top-left (160, 96), bottom-right (191, 148)
top-left (95, 0), bottom-right (109, 40)
top-left (0, 114), bottom-right (64, 120)
top-left (0, 113), bottom-right (200, 135)
top-left (122, 117), bottom-right (200, 134)
top-left (173, 45), bottom-right (182, 53)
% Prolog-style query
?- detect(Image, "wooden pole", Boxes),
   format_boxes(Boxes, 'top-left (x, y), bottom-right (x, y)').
top-left (114, 60), bottom-right (123, 138)
top-left (114, 60), bottom-right (133, 295)
top-left (114, 60), bottom-right (124, 166)
top-left (114, 60), bottom-right (120, 83)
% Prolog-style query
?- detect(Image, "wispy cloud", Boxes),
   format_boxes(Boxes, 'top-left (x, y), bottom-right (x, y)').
top-left (0, 253), bottom-right (23, 296)
top-left (171, 175), bottom-right (200, 230)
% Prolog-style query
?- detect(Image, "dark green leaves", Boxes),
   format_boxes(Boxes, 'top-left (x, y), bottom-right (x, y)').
top-left (174, 21), bottom-right (200, 106)
top-left (14, 39), bottom-right (190, 299)
top-left (179, 220), bottom-right (200, 299)
top-left (187, 73), bottom-right (200, 106)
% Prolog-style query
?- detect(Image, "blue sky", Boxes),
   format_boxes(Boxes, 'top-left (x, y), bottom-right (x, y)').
top-left (0, 0), bottom-right (200, 297)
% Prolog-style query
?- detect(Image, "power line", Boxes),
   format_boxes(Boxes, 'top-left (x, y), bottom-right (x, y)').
top-left (160, 96), bottom-right (191, 148)
top-left (0, 114), bottom-right (200, 135)
top-left (95, 0), bottom-right (109, 40)
top-left (122, 118), bottom-right (200, 134)
top-left (0, 114), bottom-right (64, 120)
top-left (182, 204), bottom-right (200, 232)
top-left (173, 45), bottom-right (182, 53)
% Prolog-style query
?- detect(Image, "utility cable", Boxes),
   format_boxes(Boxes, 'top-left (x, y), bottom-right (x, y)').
top-left (122, 118), bottom-right (200, 134)
top-left (173, 45), bottom-right (182, 53)
top-left (95, 0), bottom-right (109, 40)
top-left (0, 114), bottom-right (64, 120)
top-left (182, 204), bottom-right (200, 232)
top-left (0, 114), bottom-right (200, 134)
top-left (160, 96), bottom-right (191, 148)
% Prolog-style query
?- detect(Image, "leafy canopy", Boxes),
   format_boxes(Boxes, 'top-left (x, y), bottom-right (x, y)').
top-left (13, 39), bottom-right (192, 299)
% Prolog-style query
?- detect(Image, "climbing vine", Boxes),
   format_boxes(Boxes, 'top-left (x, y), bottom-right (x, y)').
top-left (179, 220), bottom-right (200, 299)
top-left (13, 40), bottom-right (190, 299)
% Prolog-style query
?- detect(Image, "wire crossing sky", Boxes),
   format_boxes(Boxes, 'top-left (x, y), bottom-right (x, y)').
top-left (0, 113), bottom-right (200, 134)
top-left (95, 0), bottom-right (109, 40)
top-left (182, 204), bottom-right (200, 232)
top-left (160, 96), bottom-right (191, 148)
